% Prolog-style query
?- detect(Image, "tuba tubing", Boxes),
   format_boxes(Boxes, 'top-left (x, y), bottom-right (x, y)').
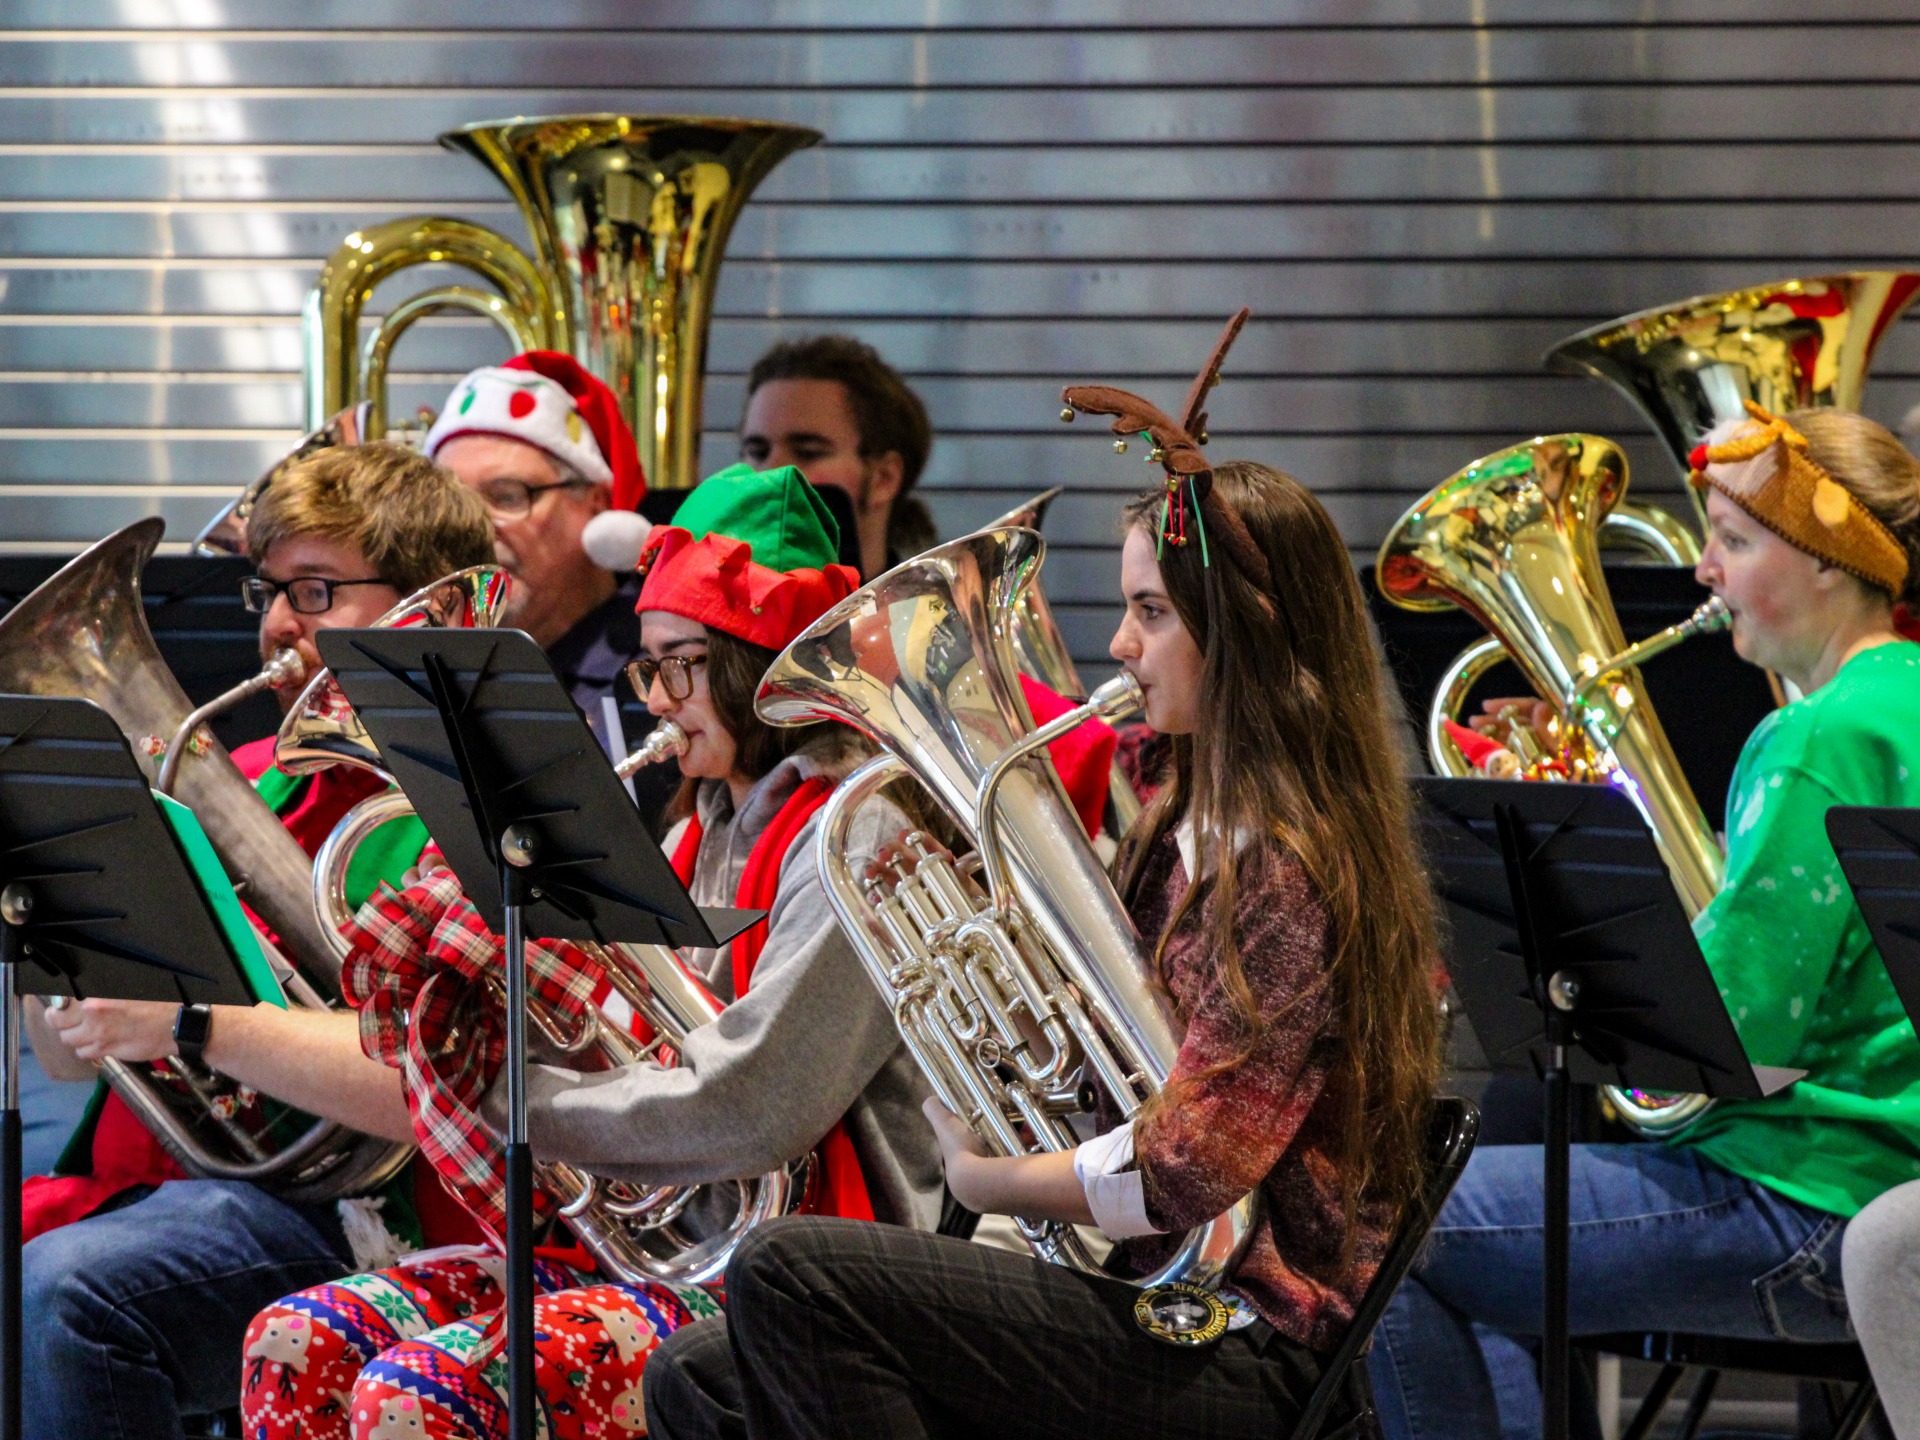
top-left (306, 702), bottom-right (795, 1288)
top-left (155, 647), bottom-right (307, 797)
top-left (1379, 437), bottom-right (1731, 1137)
top-left (304, 115), bottom-right (820, 490)
top-left (0, 520), bottom-right (410, 1200)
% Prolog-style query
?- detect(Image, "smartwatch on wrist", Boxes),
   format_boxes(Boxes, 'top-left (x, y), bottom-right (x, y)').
top-left (173, 1003), bottom-right (214, 1066)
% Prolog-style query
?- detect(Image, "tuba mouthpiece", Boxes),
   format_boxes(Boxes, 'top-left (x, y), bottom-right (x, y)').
top-left (264, 647), bottom-right (307, 688)
top-left (1086, 672), bottom-right (1145, 723)
top-left (615, 720), bottom-right (689, 778)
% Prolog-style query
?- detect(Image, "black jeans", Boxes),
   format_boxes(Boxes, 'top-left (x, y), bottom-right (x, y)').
top-left (644, 1216), bottom-right (1329, 1440)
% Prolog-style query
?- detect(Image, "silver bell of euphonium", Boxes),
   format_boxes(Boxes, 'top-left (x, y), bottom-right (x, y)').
top-left (0, 519), bottom-right (412, 1200)
top-left (283, 578), bottom-right (802, 1286)
top-left (1378, 435), bottom-right (1730, 1137)
top-left (985, 488), bottom-right (1142, 835)
top-left (755, 526), bottom-right (1253, 1285)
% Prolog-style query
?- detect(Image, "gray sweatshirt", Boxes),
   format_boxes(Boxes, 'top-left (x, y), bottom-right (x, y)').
top-left (482, 732), bottom-right (943, 1232)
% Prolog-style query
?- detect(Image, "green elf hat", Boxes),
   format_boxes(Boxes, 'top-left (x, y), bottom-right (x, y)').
top-left (634, 463), bottom-right (862, 651)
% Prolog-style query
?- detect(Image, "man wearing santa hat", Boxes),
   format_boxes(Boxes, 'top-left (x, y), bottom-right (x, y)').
top-left (425, 351), bottom-right (655, 733)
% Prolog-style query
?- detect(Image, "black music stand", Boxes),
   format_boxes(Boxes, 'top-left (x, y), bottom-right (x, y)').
top-left (1415, 777), bottom-right (1799, 1440)
top-left (1827, 806), bottom-right (1920, 1027)
top-left (317, 627), bottom-right (757, 1440)
top-left (0, 695), bottom-right (264, 1440)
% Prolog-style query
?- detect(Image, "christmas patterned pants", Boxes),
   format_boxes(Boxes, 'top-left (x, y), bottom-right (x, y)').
top-left (241, 1244), bottom-right (720, 1440)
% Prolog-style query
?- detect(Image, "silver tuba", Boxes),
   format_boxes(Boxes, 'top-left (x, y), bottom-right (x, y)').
top-left (282, 578), bottom-right (805, 1286)
top-left (756, 527), bottom-right (1252, 1285)
top-left (0, 519), bottom-right (412, 1200)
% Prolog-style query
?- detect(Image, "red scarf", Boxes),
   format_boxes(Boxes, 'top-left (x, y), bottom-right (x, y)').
top-left (671, 774), bottom-right (873, 1221)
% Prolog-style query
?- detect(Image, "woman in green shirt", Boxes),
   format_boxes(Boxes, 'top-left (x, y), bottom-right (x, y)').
top-left (1373, 404), bottom-right (1920, 1440)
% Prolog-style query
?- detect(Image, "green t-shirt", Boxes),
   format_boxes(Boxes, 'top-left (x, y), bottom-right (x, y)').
top-left (1678, 641), bottom-right (1920, 1216)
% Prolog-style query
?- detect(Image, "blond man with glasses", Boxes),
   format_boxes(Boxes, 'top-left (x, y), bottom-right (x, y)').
top-left (20, 442), bottom-right (498, 1440)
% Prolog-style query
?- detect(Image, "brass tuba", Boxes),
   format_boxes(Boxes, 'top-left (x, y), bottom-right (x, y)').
top-left (1546, 270), bottom-right (1920, 529)
top-left (1378, 435), bottom-right (1730, 1135)
top-left (756, 527), bottom-right (1253, 1286)
top-left (0, 520), bottom-right (412, 1198)
top-left (281, 578), bottom-right (805, 1285)
top-left (303, 113), bottom-right (821, 487)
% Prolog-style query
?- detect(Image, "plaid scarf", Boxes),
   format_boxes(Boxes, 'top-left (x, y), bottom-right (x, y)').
top-left (341, 870), bottom-right (608, 1241)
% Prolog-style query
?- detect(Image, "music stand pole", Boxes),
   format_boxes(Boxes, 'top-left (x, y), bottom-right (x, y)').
top-left (1421, 781), bottom-right (1800, 1440)
top-left (0, 889), bottom-right (21, 1440)
top-left (1496, 799), bottom-right (1573, 1440)
top-left (500, 829), bottom-right (536, 1440)
top-left (316, 631), bottom-right (757, 1440)
top-left (1542, 1009), bottom-right (1574, 1440)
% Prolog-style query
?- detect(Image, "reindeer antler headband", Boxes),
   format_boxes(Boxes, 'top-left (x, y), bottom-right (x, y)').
top-left (1058, 308), bottom-right (1274, 595)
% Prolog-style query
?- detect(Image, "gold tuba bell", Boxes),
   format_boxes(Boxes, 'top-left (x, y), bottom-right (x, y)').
top-left (304, 114), bottom-right (821, 487)
top-left (756, 527), bottom-right (1252, 1286)
top-left (1378, 435), bottom-right (1732, 1136)
top-left (0, 520), bottom-right (412, 1199)
top-left (1546, 270), bottom-right (1920, 529)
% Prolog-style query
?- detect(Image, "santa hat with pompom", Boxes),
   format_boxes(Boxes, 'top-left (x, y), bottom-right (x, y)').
top-left (426, 351), bottom-right (653, 570)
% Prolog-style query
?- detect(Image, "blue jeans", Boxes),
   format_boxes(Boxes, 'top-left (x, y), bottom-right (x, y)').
top-left (1368, 1142), bottom-right (1852, 1440)
top-left (21, 1178), bottom-right (352, 1440)
top-left (18, 1052), bottom-right (93, 1179)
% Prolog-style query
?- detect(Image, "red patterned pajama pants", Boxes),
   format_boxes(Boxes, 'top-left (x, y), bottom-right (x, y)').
top-left (240, 1244), bottom-right (719, 1440)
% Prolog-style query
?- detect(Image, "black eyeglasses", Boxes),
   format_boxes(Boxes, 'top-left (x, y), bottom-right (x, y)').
top-left (240, 575), bottom-right (391, 616)
top-left (474, 476), bottom-right (594, 519)
top-left (625, 654), bottom-right (709, 702)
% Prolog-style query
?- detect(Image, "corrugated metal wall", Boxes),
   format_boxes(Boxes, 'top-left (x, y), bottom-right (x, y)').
top-left (3, 2), bottom-right (1919, 673)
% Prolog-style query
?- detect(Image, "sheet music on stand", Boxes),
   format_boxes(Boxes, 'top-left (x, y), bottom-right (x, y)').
top-left (1414, 776), bottom-right (1797, 1440)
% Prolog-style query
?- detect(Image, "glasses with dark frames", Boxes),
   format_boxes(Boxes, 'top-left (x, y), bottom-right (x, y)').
top-left (240, 575), bottom-right (391, 616)
top-left (473, 476), bottom-right (595, 519)
top-left (625, 653), bottom-right (709, 702)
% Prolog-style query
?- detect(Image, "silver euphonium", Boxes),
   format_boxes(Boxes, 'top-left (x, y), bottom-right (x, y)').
top-left (756, 527), bottom-right (1253, 1285)
top-left (0, 519), bottom-right (412, 1201)
top-left (281, 577), bottom-right (805, 1286)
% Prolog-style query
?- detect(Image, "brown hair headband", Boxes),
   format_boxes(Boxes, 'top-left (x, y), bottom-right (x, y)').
top-left (1059, 308), bottom-right (1274, 595)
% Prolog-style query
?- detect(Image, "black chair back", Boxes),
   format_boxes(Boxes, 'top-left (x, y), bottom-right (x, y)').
top-left (1290, 1094), bottom-right (1482, 1440)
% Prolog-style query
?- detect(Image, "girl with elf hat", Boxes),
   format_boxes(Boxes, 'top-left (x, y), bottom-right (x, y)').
top-left (1371, 404), bottom-right (1920, 1440)
top-left (239, 464), bottom-right (944, 1440)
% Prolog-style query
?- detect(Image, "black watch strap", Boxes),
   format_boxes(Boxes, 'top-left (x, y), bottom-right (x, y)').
top-left (173, 1003), bottom-right (214, 1066)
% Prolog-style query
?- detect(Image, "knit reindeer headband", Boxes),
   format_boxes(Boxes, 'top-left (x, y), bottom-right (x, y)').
top-left (1059, 308), bottom-right (1275, 599)
top-left (1688, 400), bottom-right (1909, 597)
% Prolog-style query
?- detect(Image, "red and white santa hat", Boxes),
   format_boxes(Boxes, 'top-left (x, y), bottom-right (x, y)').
top-left (426, 351), bottom-right (653, 568)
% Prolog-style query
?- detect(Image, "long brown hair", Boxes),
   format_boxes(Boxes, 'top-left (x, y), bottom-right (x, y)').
top-left (1116, 460), bottom-right (1444, 1235)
